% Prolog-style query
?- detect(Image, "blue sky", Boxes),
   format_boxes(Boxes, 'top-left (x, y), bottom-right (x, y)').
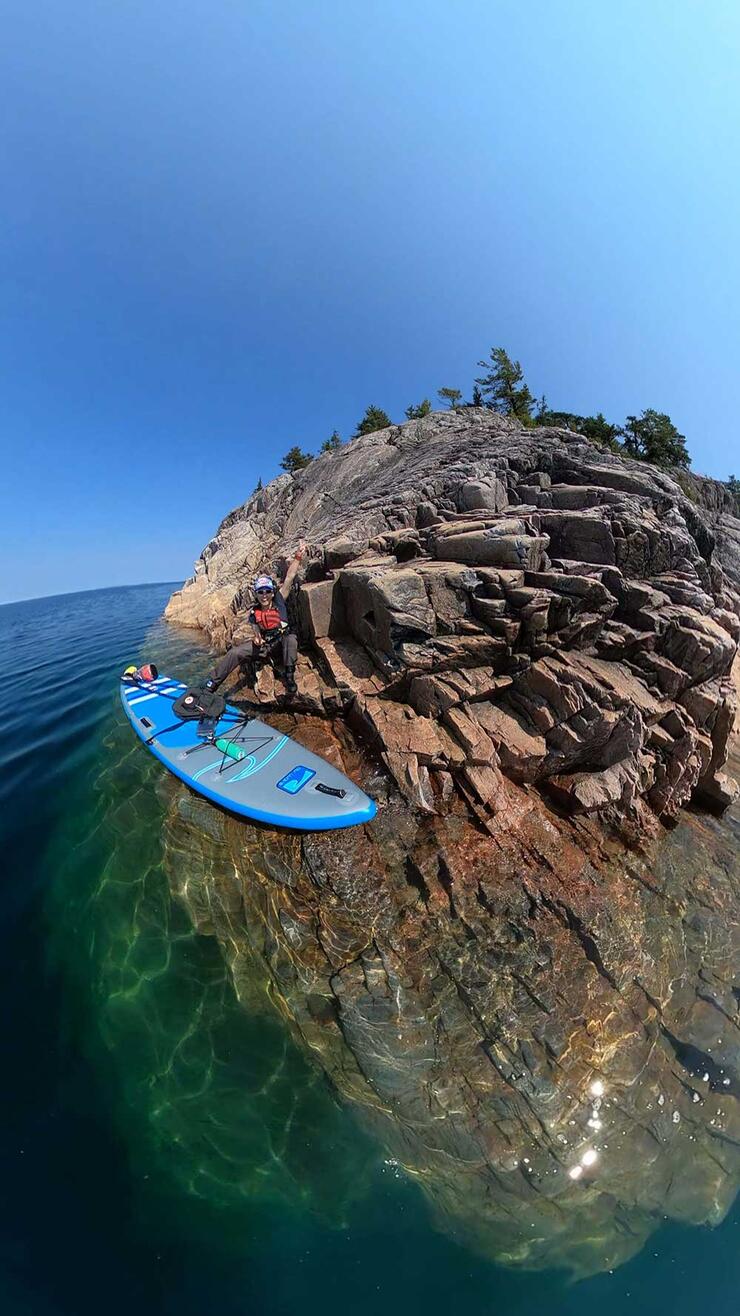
top-left (2, 0), bottom-right (739, 602)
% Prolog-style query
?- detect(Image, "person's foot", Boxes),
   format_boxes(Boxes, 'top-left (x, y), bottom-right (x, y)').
top-left (284, 666), bottom-right (298, 695)
top-left (204, 678), bottom-right (218, 693)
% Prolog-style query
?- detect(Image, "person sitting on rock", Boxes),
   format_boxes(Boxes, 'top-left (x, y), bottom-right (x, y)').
top-left (205, 544), bottom-right (306, 696)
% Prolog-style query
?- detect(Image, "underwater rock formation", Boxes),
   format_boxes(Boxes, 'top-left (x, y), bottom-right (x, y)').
top-left (163, 727), bottom-right (740, 1277)
top-left (163, 410), bottom-right (740, 1274)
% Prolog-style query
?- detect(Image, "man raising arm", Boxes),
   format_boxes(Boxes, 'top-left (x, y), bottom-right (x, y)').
top-left (205, 542), bottom-right (307, 696)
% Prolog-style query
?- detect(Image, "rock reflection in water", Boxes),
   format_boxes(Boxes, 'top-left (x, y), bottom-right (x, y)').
top-left (162, 714), bottom-right (739, 1279)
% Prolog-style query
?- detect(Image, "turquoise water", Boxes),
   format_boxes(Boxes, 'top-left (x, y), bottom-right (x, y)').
top-left (1, 582), bottom-right (737, 1315)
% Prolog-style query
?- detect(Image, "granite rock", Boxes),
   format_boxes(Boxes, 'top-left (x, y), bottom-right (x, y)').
top-left (162, 409), bottom-right (740, 1274)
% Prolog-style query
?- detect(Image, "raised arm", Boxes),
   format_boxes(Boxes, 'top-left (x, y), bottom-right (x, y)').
top-left (279, 541), bottom-right (307, 600)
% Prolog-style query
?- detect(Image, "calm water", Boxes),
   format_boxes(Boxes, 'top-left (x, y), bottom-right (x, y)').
top-left (1, 582), bottom-right (737, 1316)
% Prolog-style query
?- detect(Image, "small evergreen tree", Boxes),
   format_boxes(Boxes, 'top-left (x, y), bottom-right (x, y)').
top-left (475, 347), bottom-right (535, 423)
top-left (320, 429), bottom-right (342, 453)
top-left (405, 398), bottom-right (431, 419)
top-left (438, 387), bottom-right (462, 409)
top-left (534, 406), bottom-right (622, 453)
top-left (579, 413), bottom-right (622, 452)
top-left (469, 384), bottom-right (484, 407)
top-left (536, 407), bottom-right (581, 429)
top-left (256, 477), bottom-right (263, 490)
top-left (621, 409), bottom-right (690, 469)
top-left (280, 446), bottom-right (313, 473)
top-left (354, 405), bottom-right (392, 437)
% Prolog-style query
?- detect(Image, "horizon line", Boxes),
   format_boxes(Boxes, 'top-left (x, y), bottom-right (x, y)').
top-left (0, 579), bottom-right (185, 609)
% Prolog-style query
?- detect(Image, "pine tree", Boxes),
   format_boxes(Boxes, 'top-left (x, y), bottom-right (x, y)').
top-left (405, 398), bottom-right (431, 420)
top-left (256, 477), bottom-right (263, 490)
top-left (438, 387), bottom-right (462, 409)
top-left (475, 348), bottom-right (535, 423)
top-left (621, 409), bottom-right (690, 469)
top-left (579, 413), bottom-right (622, 452)
top-left (280, 446), bottom-right (313, 473)
top-left (354, 405), bottom-right (392, 437)
top-left (534, 405), bottom-right (622, 453)
top-left (469, 384), bottom-right (484, 407)
top-left (537, 408), bottom-right (578, 428)
top-left (320, 429), bottom-right (342, 453)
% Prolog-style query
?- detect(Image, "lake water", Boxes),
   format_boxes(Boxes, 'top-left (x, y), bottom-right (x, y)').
top-left (1, 582), bottom-right (737, 1315)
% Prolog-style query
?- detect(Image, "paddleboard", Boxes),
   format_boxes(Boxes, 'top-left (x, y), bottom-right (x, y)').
top-left (120, 671), bottom-right (377, 831)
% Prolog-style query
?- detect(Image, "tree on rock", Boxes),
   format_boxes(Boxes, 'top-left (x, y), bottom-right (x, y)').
top-left (280, 446), bottom-right (313, 473)
top-left (354, 405), bottom-right (392, 437)
top-left (255, 477), bottom-right (263, 490)
top-left (469, 384), bottom-right (484, 407)
top-left (621, 409), bottom-right (690, 469)
top-left (579, 413), bottom-right (622, 452)
top-left (438, 387), bottom-right (462, 409)
top-left (320, 429), bottom-right (343, 453)
top-left (535, 407), bottom-right (622, 453)
top-left (475, 347), bottom-right (535, 423)
top-left (405, 398), bottom-right (431, 419)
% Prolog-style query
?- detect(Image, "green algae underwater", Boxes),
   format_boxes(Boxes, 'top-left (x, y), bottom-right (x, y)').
top-left (1, 583), bottom-right (738, 1316)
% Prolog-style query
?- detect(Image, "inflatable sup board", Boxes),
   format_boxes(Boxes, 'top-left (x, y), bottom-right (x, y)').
top-left (120, 670), bottom-right (377, 831)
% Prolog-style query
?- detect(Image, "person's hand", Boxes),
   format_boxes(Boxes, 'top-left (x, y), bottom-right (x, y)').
top-left (252, 632), bottom-right (262, 647)
top-left (294, 539), bottom-right (307, 561)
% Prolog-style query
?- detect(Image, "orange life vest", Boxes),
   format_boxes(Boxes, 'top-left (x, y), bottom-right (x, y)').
top-left (253, 606), bottom-right (284, 634)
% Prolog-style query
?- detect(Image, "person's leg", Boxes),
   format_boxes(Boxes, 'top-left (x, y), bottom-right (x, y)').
top-left (282, 633), bottom-right (298, 666)
top-left (205, 641), bottom-right (254, 690)
top-left (281, 633), bottom-right (298, 693)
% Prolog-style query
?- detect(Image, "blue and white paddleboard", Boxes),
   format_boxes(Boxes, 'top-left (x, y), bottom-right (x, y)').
top-left (120, 671), bottom-right (377, 831)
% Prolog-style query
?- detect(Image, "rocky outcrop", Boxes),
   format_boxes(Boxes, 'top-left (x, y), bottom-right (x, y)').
top-left (163, 410), bottom-right (740, 1275)
top-left (167, 410), bottom-right (739, 823)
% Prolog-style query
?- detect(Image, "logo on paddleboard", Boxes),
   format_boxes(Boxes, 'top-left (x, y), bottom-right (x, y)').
top-left (277, 765), bottom-right (316, 794)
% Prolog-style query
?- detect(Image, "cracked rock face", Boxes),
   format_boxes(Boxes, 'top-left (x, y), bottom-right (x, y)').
top-left (163, 410), bottom-right (740, 1274)
top-left (167, 409), bottom-right (739, 822)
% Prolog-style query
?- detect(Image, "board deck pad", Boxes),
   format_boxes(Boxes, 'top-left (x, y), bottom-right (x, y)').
top-left (120, 672), bottom-right (377, 831)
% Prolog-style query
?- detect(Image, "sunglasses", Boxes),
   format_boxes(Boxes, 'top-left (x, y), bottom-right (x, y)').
top-left (255, 587), bottom-right (274, 595)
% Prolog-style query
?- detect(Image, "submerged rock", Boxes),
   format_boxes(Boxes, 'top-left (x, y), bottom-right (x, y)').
top-left (162, 725), bottom-right (740, 1277)
top-left (161, 410), bottom-right (740, 1275)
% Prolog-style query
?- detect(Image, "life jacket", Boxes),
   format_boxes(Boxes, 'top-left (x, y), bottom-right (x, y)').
top-left (250, 593), bottom-right (289, 636)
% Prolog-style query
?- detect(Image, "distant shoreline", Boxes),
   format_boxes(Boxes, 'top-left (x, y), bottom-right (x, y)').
top-left (0, 581), bottom-right (184, 610)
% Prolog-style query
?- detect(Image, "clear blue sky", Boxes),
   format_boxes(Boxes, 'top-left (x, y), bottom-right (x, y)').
top-left (2, 1), bottom-right (739, 603)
